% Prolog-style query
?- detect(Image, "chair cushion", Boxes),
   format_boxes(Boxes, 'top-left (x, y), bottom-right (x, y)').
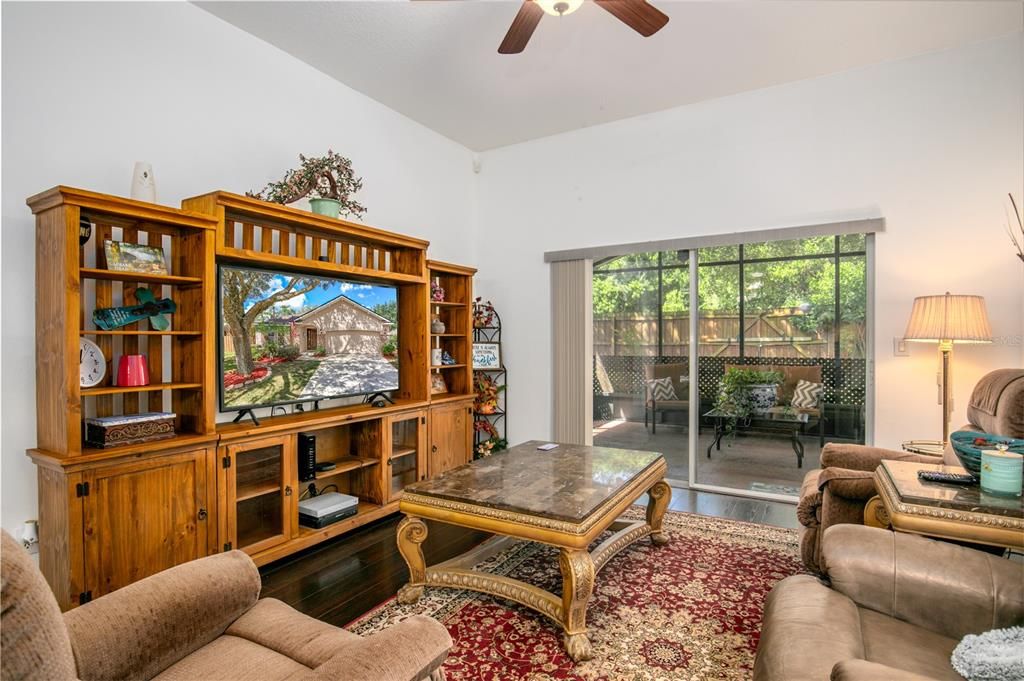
top-left (646, 377), bottom-right (677, 401)
top-left (0, 530), bottom-right (77, 681)
top-left (226, 598), bottom-right (359, 668)
top-left (151, 635), bottom-right (309, 681)
top-left (791, 380), bottom-right (823, 408)
top-left (859, 608), bottom-right (962, 680)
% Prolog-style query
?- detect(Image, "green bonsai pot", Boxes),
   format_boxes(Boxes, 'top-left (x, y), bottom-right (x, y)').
top-left (309, 198), bottom-right (341, 218)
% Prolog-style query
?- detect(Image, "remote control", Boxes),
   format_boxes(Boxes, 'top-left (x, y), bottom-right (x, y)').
top-left (917, 470), bottom-right (975, 485)
top-left (537, 443), bottom-right (559, 451)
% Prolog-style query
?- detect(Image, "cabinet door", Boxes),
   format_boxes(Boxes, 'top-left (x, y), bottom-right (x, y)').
top-left (429, 402), bottom-right (473, 477)
top-left (222, 434), bottom-right (296, 556)
top-left (82, 448), bottom-right (212, 599)
top-left (386, 410), bottom-right (428, 502)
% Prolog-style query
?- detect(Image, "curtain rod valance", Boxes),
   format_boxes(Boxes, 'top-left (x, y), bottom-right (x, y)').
top-left (543, 217), bottom-right (884, 263)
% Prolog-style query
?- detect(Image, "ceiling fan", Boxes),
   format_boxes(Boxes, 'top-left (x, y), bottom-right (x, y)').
top-left (498, 0), bottom-right (669, 54)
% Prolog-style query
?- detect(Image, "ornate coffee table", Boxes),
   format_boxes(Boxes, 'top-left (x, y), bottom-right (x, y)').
top-left (395, 441), bottom-right (670, 662)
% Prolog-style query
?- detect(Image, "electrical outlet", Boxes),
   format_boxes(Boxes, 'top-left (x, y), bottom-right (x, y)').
top-left (893, 337), bottom-right (909, 357)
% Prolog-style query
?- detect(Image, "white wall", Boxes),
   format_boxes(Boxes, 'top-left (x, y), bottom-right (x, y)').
top-left (476, 33), bottom-right (1024, 453)
top-left (0, 2), bottom-right (477, 533)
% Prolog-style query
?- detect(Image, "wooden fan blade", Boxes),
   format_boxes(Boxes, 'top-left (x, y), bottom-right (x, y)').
top-left (499, 1), bottom-right (544, 54)
top-left (594, 0), bottom-right (669, 37)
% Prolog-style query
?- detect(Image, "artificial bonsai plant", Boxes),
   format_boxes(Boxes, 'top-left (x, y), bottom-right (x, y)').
top-left (249, 150), bottom-right (366, 219)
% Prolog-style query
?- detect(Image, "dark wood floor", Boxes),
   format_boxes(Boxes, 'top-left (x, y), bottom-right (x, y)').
top-left (260, 487), bottom-right (798, 628)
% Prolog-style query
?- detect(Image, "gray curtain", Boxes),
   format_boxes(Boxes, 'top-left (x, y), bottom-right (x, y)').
top-left (551, 259), bottom-right (593, 445)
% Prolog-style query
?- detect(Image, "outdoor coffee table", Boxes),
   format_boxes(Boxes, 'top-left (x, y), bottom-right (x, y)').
top-left (703, 407), bottom-right (818, 467)
top-left (395, 440), bottom-right (670, 662)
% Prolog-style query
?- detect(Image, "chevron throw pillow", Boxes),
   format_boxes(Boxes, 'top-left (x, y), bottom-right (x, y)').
top-left (647, 377), bottom-right (677, 401)
top-left (791, 379), bottom-right (823, 408)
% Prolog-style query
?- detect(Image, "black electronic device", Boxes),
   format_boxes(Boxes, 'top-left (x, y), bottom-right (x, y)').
top-left (917, 470), bottom-right (976, 485)
top-left (298, 432), bottom-right (317, 482)
top-left (315, 461), bottom-right (336, 472)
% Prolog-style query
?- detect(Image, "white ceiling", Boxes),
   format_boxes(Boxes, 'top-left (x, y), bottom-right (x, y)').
top-left (197, 1), bottom-right (1022, 151)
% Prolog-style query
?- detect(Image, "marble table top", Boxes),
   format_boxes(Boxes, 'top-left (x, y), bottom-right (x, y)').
top-left (880, 459), bottom-right (1023, 519)
top-left (403, 441), bottom-right (665, 523)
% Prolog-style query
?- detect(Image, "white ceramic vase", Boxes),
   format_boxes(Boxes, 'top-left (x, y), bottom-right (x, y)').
top-left (131, 162), bottom-right (156, 202)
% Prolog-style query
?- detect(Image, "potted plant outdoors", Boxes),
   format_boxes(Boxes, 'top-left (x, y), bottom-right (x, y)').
top-left (714, 368), bottom-right (784, 431)
top-left (249, 150), bottom-right (367, 220)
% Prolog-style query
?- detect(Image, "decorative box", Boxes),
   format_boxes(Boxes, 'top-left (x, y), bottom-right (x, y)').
top-left (84, 412), bottom-right (176, 449)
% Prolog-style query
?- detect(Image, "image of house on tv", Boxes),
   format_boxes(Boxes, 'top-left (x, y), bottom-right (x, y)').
top-left (288, 295), bottom-right (394, 354)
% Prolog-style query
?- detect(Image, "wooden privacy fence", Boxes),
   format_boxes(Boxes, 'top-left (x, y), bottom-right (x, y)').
top-left (593, 312), bottom-right (866, 359)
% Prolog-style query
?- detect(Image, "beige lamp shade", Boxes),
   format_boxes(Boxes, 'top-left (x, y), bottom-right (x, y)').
top-left (903, 292), bottom-right (992, 343)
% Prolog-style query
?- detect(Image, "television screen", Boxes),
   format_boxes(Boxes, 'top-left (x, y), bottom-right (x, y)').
top-left (218, 264), bottom-right (399, 411)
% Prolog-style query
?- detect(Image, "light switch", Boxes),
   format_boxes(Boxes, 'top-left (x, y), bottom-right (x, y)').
top-left (893, 337), bottom-right (909, 357)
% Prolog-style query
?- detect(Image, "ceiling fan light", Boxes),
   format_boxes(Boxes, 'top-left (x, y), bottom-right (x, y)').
top-left (535, 0), bottom-right (584, 17)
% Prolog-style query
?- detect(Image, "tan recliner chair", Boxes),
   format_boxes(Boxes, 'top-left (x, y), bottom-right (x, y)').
top-left (796, 368), bottom-right (1024, 572)
top-left (754, 524), bottom-right (1024, 681)
top-left (0, 531), bottom-right (451, 681)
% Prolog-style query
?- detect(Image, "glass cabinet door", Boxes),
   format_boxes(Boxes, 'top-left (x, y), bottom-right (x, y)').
top-left (225, 434), bottom-right (295, 554)
top-left (387, 411), bottom-right (427, 502)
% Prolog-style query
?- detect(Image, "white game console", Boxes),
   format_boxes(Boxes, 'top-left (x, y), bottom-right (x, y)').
top-left (298, 492), bottom-right (360, 529)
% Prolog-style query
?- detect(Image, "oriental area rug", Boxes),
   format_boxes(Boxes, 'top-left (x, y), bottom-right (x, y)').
top-left (349, 509), bottom-right (804, 680)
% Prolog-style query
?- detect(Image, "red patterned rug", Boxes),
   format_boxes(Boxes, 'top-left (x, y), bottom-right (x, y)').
top-left (350, 509), bottom-right (803, 680)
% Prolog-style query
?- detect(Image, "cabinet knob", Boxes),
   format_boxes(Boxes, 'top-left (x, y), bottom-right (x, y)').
top-left (432, 445), bottom-right (438, 453)
top-left (285, 486), bottom-right (293, 496)
top-left (197, 508), bottom-right (208, 521)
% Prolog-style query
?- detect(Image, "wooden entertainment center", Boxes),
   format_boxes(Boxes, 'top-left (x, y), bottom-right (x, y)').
top-left (26, 186), bottom-right (476, 610)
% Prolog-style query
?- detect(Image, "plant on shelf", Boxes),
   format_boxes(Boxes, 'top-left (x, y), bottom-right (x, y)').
top-left (474, 372), bottom-right (505, 414)
top-left (713, 367), bottom-right (784, 431)
top-left (475, 436), bottom-right (508, 459)
top-left (248, 150), bottom-right (366, 220)
top-left (473, 297), bottom-right (496, 328)
top-left (431, 281), bottom-right (445, 302)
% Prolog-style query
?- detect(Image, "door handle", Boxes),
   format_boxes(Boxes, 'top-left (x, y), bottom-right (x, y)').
top-left (432, 445), bottom-right (438, 453)
top-left (197, 508), bottom-right (208, 521)
top-left (284, 486), bottom-right (292, 496)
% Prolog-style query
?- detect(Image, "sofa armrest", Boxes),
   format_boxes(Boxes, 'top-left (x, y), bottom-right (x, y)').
top-left (64, 550), bottom-right (260, 681)
top-left (822, 525), bottom-right (1024, 640)
top-left (820, 443), bottom-right (939, 472)
top-left (300, 615), bottom-right (451, 681)
top-left (817, 467), bottom-right (876, 502)
top-left (830, 660), bottom-right (939, 681)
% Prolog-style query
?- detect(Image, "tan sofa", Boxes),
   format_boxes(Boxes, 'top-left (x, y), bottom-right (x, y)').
top-left (0, 530), bottom-right (450, 681)
top-left (754, 524), bottom-right (1024, 681)
top-left (796, 367), bottom-right (1024, 572)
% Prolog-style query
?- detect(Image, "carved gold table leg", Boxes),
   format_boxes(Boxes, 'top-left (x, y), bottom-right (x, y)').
top-left (559, 548), bottom-right (595, 662)
top-left (646, 480), bottom-right (671, 546)
top-left (863, 495), bottom-right (891, 529)
top-left (397, 515), bottom-right (428, 604)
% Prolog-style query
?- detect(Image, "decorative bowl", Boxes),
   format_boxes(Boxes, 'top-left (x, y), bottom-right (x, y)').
top-left (949, 431), bottom-right (1024, 478)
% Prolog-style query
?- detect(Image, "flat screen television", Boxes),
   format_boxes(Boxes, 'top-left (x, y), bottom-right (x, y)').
top-left (218, 264), bottom-right (399, 412)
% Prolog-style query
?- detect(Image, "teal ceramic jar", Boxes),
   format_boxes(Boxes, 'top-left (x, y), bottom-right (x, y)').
top-left (980, 447), bottom-right (1023, 497)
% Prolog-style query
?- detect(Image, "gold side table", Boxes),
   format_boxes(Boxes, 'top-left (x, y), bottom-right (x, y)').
top-left (868, 459), bottom-right (1023, 549)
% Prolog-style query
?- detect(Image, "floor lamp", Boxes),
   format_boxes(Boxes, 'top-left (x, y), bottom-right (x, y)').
top-left (903, 292), bottom-right (992, 444)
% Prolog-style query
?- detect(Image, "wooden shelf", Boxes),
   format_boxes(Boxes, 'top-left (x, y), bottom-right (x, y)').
top-left (428, 392), bottom-right (476, 405)
top-left (81, 382), bottom-right (203, 397)
top-left (431, 333), bottom-right (465, 337)
top-left (390, 446), bottom-right (416, 461)
top-left (80, 329), bottom-right (202, 337)
top-left (217, 399), bottom-right (429, 441)
top-left (431, 301), bottom-right (466, 307)
top-left (431, 364), bottom-right (466, 370)
top-left (79, 268), bottom-right (203, 288)
top-left (236, 480), bottom-right (279, 502)
top-left (314, 456), bottom-right (379, 480)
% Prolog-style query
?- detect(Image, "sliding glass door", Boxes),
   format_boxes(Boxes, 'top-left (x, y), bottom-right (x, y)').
top-left (592, 252), bottom-right (689, 481)
top-left (591, 234), bottom-right (869, 498)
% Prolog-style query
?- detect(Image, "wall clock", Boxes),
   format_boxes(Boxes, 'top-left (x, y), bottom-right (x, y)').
top-left (80, 337), bottom-right (106, 388)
